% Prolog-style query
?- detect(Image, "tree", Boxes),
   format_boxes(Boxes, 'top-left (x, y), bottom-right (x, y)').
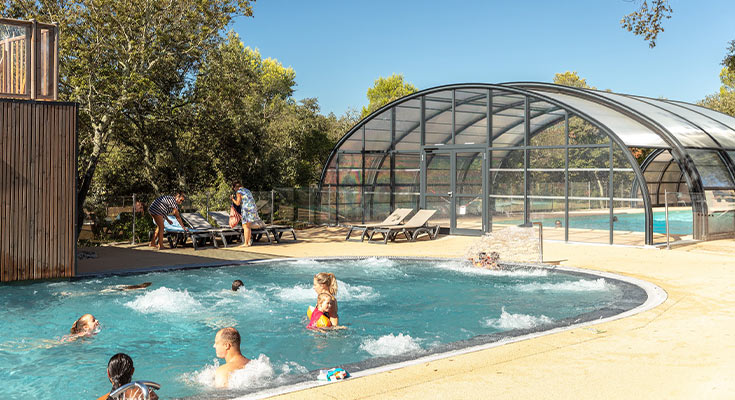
top-left (699, 67), bottom-right (735, 117)
top-left (360, 74), bottom-right (417, 119)
top-left (620, 0), bottom-right (673, 48)
top-left (1, 0), bottom-right (254, 234)
top-left (553, 71), bottom-right (595, 89)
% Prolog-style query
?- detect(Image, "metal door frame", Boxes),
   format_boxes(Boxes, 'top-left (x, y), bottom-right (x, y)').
top-left (421, 146), bottom-right (487, 235)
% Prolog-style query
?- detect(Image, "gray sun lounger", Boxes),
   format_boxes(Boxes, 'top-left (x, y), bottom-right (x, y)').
top-left (163, 215), bottom-right (217, 250)
top-left (367, 209), bottom-right (439, 244)
top-left (345, 208), bottom-right (414, 241)
top-left (254, 217), bottom-right (297, 243)
top-left (208, 210), bottom-right (273, 244)
top-left (181, 212), bottom-right (243, 248)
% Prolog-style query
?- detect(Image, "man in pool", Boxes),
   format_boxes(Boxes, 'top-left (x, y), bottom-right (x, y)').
top-left (213, 327), bottom-right (250, 388)
top-left (231, 279), bottom-right (244, 291)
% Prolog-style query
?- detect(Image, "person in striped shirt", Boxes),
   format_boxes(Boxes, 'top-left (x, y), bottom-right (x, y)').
top-left (148, 192), bottom-right (188, 250)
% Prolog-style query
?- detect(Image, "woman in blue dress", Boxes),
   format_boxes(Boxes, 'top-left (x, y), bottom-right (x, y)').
top-left (231, 182), bottom-right (259, 246)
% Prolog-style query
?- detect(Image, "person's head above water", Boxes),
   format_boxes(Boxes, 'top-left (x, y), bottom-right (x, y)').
top-left (232, 280), bottom-right (244, 291)
top-left (70, 314), bottom-right (99, 335)
top-left (313, 272), bottom-right (337, 296)
top-left (214, 327), bottom-right (241, 357)
top-left (107, 353), bottom-right (134, 391)
top-left (316, 293), bottom-right (335, 314)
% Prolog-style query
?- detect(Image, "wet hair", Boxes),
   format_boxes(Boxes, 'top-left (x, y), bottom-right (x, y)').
top-left (314, 272), bottom-right (338, 296)
top-left (107, 353), bottom-right (134, 391)
top-left (232, 280), bottom-right (244, 291)
top-left (218, 327), bottom-right (241, 347)
top-left (70, 314), bottom-right (94, 334)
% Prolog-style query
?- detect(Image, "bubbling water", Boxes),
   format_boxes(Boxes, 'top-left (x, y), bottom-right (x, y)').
top-left (483, 307), bottom-right (553, 330)
top-left (360, 333), bottom-right (423, 357)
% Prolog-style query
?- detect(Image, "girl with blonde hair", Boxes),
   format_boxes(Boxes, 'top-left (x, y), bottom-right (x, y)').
top-left (313, 272), bottom-right (339, 325)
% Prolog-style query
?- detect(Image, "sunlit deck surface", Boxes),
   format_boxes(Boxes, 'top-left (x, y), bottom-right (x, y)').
top-left (78, 229), bottom-right (735, 399)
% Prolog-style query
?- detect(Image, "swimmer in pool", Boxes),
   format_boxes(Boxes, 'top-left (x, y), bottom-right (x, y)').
top-left (96, 353), bottom-right (158, 400)
top-left (313, 272), bottom-right (339, 326)
top-left (62, 313), bottom-right (100, 342)
top-left (213, 327), bottom-right (250, 388)
top-left (231, 279), bottom-right (244, 291)
top-left (307, 293), bottom-right (346, 330)
top-left (100, 282), bottom-right (153, 293)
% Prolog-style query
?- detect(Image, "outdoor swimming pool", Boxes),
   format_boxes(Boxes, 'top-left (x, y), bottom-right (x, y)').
top-left (0, 258), bottom-right (653, 399)
top-left (524, 209), bottom-right (693, 235)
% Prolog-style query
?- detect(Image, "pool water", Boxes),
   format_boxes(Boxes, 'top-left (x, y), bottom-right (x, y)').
top-left (526, 209), bottom-right (693, 235)
top-left (0, 258), bottom-right (634, 399)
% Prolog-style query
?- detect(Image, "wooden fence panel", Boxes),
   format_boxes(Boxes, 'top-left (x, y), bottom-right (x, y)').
top-left (0, 98), bottom-right (77, 282)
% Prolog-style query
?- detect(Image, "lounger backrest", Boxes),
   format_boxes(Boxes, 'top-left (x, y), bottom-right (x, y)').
top-left (163, 215), bottom-right (186, 232)
top-left (381, 208), bottom-right (414, 225)
top-left (208, 211), bottom-right (230, 228)
top-left (402, 209), bottom-right (436, 227)
top-left (182, 212), bottom-right (214, 230)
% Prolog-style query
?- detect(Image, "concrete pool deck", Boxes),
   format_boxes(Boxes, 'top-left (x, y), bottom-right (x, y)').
top-left (77, 228), bottom-right (735, 399)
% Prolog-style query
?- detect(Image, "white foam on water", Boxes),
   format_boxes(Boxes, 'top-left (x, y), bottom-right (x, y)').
top-left (360, 333), bottom-right (422, 357)
top-left (211, 288), bottom-right (268, 308)
top-left (352, 257), bottom-right (397, 269)
top-left (273, 284), bottom-right (313, 302)
top-left (515, 278), bottom-right (610, 292)
top-left (182, 355), bottom-right (275, 390)
top-left (228, 355), bottom-right (276, 389)
top-left (124, 287), bottom-right (202, 314)
top-left (285, 259), bottom-right (323, 267)
top-left (483, 307), bottom-right (553, 330)
top-left (278, 361), bottom-right (308, 375)
top-left (433, 260), bottom-right (548, 277)
top-left (338, 280), bottom-right (378, 302)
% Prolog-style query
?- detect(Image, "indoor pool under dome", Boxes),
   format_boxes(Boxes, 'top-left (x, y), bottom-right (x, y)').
top-left (0, 258), bottom-right (664, 399)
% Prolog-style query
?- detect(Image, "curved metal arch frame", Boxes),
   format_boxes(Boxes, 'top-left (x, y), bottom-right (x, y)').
top-left (320, 83), bottom-right (657, 244)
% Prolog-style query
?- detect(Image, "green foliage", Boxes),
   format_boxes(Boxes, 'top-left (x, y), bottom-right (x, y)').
top-left (699, 67), bottom-right (735, 117)
top-left (620, 0), bottom-right (673, 48)
top-left (553, 71), bottom-right (595, 89)
top-left (360, 74), bottom-right (418, 119)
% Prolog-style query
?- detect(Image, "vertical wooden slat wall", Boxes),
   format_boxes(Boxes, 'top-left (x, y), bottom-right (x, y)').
top-left (0, 98), bottom-right (77, 282)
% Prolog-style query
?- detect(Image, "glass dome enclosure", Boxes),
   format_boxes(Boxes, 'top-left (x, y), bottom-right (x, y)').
top-left (319, 83), bottom-right (735, 245)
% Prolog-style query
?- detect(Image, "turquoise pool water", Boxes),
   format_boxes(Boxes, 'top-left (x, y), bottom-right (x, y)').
top-left (523, 209), bottom-right (693, 235)
top-left (0, 258), bottom-right (636, 399)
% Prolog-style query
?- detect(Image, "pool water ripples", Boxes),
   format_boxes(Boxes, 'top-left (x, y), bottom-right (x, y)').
top-left (0, 258), bottom-right (636, 399)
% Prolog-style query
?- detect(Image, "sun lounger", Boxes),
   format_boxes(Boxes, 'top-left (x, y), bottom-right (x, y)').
top-left (208, 211), bottom-right (273, 244)
top-left (254, 217), bottom-right (297, 243)
top-left (345, 208), bottom-right (414, 241)
top-left (163, 215), bottom-right (216, 250)
top-left (181, 212), bottom-right (243, 248)
top-left (367, 209), bottom-right (439, 244)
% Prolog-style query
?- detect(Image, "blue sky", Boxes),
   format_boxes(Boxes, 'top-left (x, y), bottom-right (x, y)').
top-left (233, 0), bottom-right (735, 116)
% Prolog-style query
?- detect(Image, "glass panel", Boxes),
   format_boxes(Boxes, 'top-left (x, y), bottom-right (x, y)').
top-left (568, 147), bottom-right (610, 243)
top-left (456, 195), bottom-right (482, 230)
top-left (337, 186), bottom-right (361, 223)
top-left (689, 150), bottom-right (735, 188)
top-left (340, 126), bottom-right (363, 151)
top-left (425, 91), bottom-right (453, 145)
top-left (703, 190), bottom-right (735, 236)
top-left (455, 89), bottom-right (488, 145)
top-left (394, 153), bottom-right (420, 187)
top-left (364, 109), bottom-right (392, 151)
top-left (533, 90), bottom-right (667, 147)
top-left (597, 92), bottom-right (717, 148)
top-left (364, 186), bottom-right (390, 223)
top-left (456, 152), bottom-right (483, 195)
top-left (425, 196), bottom-right (450, 229)
top-left (672, 101), bottom-right (735, 145)
top-left (492, 91), bottom-right (525, 148)
top-left (364, 154), bottom-right (389, 187)
top-left (529, 101), bottom-right (566, 146)
top-left (322, 157), bottom-right (337, 185)
top-left (337, 153), bottom-right (362, 185)
top-left (426, 152), bottom-right (450, 196)
top-left (0, 22), bottom-right (30, 96)
top-left (489, 149), bottom-right (524, 231)
top-left (395, 99), bottom-right (421, 151)
top-left (568, 115), bottom-right (609, 145)
top-left (641, 98), bottom-right (735, 149)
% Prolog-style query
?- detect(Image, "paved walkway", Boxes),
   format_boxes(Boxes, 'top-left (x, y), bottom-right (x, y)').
top-left (78, 229), bottom-right (735, 399)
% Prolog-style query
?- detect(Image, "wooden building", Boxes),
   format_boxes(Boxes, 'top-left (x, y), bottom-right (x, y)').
top-left (1, 18), bottom-right (77, 282)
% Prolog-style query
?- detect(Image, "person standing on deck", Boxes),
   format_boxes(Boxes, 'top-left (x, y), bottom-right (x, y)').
top-left (148, 193), bottom-right (188, 250)
top-left (231, 183), bottom-right (259, 247)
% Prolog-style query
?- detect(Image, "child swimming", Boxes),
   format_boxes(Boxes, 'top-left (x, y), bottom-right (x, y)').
top-left (307, 293), bottom-right (345, 330)
top-left (313, 272), bottom-right (339, 326)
